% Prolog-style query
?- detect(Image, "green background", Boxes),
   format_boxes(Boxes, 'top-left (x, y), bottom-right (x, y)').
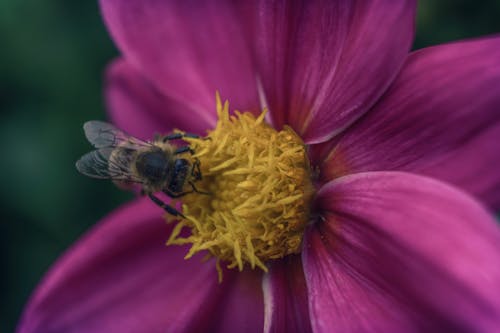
top-left (1, 1), bottom-right (499, 331)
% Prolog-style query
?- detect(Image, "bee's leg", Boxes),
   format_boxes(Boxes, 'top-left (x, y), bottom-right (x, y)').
top-left (183, 157), bottom-right (203, 180)
top-left (162, 132), bottom-right (200, 143)
top-left (188, 181), bottom-right (211, 195)
top-left (163, 189), bottom-right (191, 198)
top-left (162, 183), bottom-right (210, 197)
top-left (174, 146), bottom-right (195, 155)
top-left (188, 158), bottom-right (203, 180)
top-left (148, 194), bottom-right (185, 218)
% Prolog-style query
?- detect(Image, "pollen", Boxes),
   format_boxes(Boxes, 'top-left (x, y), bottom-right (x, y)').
top-left (167, 93), bottom-right (314, 278)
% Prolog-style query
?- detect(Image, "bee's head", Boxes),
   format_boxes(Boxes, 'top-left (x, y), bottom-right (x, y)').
top-left (135, 150), bottom-right (169, 183)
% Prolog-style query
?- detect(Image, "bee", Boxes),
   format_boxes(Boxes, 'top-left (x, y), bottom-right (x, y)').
top-left (76, 121), bottom-right (206, 217)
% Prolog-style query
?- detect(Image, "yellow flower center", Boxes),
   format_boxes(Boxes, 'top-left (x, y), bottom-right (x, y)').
top-left (167, 94), bottom-right (314, 279)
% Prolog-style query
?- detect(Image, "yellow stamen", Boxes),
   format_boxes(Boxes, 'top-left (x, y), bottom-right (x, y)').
top-left (167, 93), bottom-right (314, 278)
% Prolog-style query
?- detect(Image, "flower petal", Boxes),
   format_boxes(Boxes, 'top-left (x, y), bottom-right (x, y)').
top-left (319, 36), bottom-right (500, 209)
top-left (105, 59), bottom-right (215, 140)
top-left (253, 0), bottom-right (416, 143)
top-left (263, 256), bottom-right (312, 333)
top-left (17, 198), bottom-right (262, 333)
top-left (304, 172), bottom-right (500, 333)
top-left (210, 269), bottom-right (264, 333)
top-left (99, 0), bottom-right (260, 117)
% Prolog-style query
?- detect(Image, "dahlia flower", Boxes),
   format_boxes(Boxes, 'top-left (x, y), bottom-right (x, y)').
top-left (18, 1), bottom-right (500, 332)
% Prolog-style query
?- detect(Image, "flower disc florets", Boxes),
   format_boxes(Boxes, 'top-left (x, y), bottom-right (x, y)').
top-left (167, 94), bottom-right (313, 277)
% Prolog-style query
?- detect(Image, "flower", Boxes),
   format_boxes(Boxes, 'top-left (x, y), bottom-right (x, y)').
top-left (18, 1), bottom-right (500, 332)
top-left (170, 101), bottom-right (315, 276)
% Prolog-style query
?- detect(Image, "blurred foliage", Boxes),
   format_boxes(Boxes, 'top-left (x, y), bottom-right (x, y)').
top-left (0, 1), bottom-right (124, 331)
top-left (0, 0), bottom-right (499, 331)
top-left (415, 0), bottom-right (500, 49)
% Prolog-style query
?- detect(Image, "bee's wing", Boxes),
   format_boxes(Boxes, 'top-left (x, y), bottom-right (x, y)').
top-left (83, 121), bottom-right (151, 149)
top-left (75, 147), bottom-right (143, 183)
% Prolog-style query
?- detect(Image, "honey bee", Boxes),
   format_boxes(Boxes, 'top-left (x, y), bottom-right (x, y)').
top-left (76, 121), bottom-right (206, 217)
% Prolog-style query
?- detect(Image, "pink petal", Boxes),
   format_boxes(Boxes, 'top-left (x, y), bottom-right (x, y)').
top-left (210, 269), bottom-right (265, 333)
top-left (99, 0), bottom-right (261, 117)
top-left (304, 172), bottom-right (500, 333)
top-left (253, 0), bottom-right (416, 143)
top-left (105, 59), bottom-right (215, 140)
top-left (18, 198), bottom-right (263, 333)
top-left (319, 36), bottom-right (500, 209)
top-left (263, 256), bottom-right (312, 333)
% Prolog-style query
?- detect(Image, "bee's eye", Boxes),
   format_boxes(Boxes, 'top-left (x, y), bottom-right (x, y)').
top-left (136, 151), bottom-right (168, 181)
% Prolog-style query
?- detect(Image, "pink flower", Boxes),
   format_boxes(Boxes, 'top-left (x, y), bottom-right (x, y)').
top-left (19, 1), bottom-right (500, 332)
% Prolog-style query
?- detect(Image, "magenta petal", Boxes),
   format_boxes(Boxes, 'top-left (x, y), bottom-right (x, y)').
top-left (304, 172), bottom-right (500, 333)
top-left (210, 269), bottom-right (264, 333)
top-left (321, 36), bottom-right (500, 209)
top-left (18, 198), bottom-right (232, 333)
top-left (263, 256), bottom-right (312, 333)
top-left (254, 0), bottom-right (416, 143)
top-left (100, 0), bottom-right (260, 115)
top-left (105, 59), bottom-right (215, 140)
top-left (418, 125), bottom-right (500, 210)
